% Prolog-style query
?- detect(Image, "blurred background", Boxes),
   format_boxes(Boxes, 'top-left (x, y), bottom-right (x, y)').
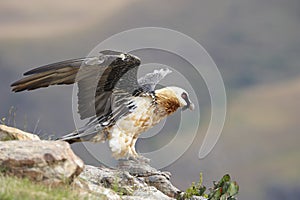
top-left (1, 0), bottom-right (300, 199)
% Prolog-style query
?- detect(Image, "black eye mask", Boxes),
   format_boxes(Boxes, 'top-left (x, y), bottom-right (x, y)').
top-left (181, 92), bottom-right (191, 111)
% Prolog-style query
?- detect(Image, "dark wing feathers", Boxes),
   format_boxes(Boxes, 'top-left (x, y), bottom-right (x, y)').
top-left (11, 50), bottom-right (141, 121)
top-left (23, 58), bottom-right (85, 75)
top-left (76, 53), bottom-right (140, 119)
top-left (11, 59), bottom-right (85, 92)
top-left (11, 50), bottom-right (174, 143)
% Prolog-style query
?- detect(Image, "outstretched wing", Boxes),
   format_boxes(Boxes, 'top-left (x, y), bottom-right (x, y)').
top-left (77, 50), bottom-right (141, 119)
top-left (58, 67), bottom-right (173, 143)
top-left (11, 50), bottom-right (141, 120)
top-left (138, 68), bottom-right (172, 92)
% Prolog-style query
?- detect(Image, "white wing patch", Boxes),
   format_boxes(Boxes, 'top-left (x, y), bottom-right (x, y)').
top-left (138, 68), bottom-right (172, 91)
top-left (84, 57), bottom-right (105, 65)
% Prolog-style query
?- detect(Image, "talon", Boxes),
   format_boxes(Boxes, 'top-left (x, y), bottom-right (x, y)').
top-left (128, 156), bottom-right (139, 162)
top-left (137, 155), bottom-right (150, 163)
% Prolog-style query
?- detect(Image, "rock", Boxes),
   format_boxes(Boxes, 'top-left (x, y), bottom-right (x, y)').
top-left (189, 196), bottom-right (208, 200)
top-left (117, 159), bottom-right (158, 177)
top-left (122, 187), bottom-right (173, 200)
top-left (146, 174), bottom-right (180, 198)
top-left (0, 140), bottom-right (84, 185)
top-left (0, 125), bottom-right (201, 199)
top-left (76, 165), bottom-right (175, 200)
top-left (117, 160), bottom-right (180, 198)
top-left (73, 177), bottom-right (122, 200)
top-left (0, 124), bottom-right (40, 141)
top-left (77, 165), bottom-right (146, 196)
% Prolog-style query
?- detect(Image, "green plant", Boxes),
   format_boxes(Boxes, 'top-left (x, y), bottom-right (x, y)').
top-left (0, 117), bottom-right (6, 125)
top-left (0, 166), bottom-right (9, 174)
top-left (23, 114), bottom-right (28, 132)
top-left (1, 106), bottom-right (17, 127)
top-left (183, 173), bottom-right (207, 199)
top-left (7, 106), bottom-right (17, 127)
top-left (182, 174), bottom-right (239, 200)
top-left (208, 174), bottom-right (239, 200)
top-left (111, 176), bottom-right (130, 196)
top-left (1, 107), bottom-right (42, 136)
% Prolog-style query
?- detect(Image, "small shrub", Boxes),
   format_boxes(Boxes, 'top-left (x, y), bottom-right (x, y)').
top-left (208, 174), bottom-right (239, 200)
top-left (183, 173), bottom-right (207, 199)
top-left (182, 173), bottom-right (239, 200)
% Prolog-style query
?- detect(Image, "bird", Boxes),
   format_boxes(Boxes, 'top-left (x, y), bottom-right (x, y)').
top-left (11, 50), bottom-right (194, 161)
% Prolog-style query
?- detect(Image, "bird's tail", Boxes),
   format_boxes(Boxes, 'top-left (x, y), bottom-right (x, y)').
top-left (56, 122), bottom-right (104, 144)
top-left (56, 131), bottom-right (85, 144)
top-left (11, 58), bottom-right (86, 92)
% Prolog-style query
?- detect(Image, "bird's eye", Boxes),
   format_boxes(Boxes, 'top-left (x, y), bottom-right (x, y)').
top-left (181, 92), bottom-right (187, 99)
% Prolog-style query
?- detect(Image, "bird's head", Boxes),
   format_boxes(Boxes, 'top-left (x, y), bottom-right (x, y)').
top-left (167, 86), bottom-right (195, 111)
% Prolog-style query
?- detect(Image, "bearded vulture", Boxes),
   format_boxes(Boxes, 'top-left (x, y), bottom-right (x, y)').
top-left (11, 50), bottom-right (194, 160)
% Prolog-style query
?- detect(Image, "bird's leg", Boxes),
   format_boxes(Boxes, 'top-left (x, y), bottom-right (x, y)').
top-left (137, 155), bottom-right (151, 163)
top-left (128, 137), bottom-right (139, 158)
top-left (127, 154), bottom-right (150, 164)
top-left (128, 137), bottom-right (150, 163)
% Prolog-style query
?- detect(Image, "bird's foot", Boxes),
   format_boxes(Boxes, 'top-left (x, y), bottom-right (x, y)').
top-left (137, 155), bottom-right (151, 163)
top-left (128, 155), bottom-right (150, 164)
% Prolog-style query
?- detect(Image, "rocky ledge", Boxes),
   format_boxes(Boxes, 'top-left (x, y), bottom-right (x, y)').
top-left (0, 125), bottom-right (199, 200)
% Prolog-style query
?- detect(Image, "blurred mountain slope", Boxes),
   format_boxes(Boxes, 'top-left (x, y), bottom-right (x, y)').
top-left (1, 1), bottom-right (300, 199)
top-left (170, 76), bottom-right (300, 199)
top-left (0, 0), bottom-right (135, 39)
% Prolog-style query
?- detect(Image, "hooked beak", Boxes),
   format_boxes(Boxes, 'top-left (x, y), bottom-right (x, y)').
top-left (182, 102), bottom-right (195, 111)
top-left (189, 103), bottom-right (195, 111)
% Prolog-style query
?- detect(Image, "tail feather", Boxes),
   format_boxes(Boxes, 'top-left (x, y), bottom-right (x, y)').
top-left (56, 123), bottom-right (103, 144)
top-left (56, 131), bottom-right (85, 144)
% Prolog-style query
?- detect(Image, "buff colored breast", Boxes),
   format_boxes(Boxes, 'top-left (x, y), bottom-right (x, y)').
top-left (107, 88), bottom-right (181, 159)
top-left (117, 97), bottom-right (158, 136)
top-left (108, 96), bottom-right (161, 158)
